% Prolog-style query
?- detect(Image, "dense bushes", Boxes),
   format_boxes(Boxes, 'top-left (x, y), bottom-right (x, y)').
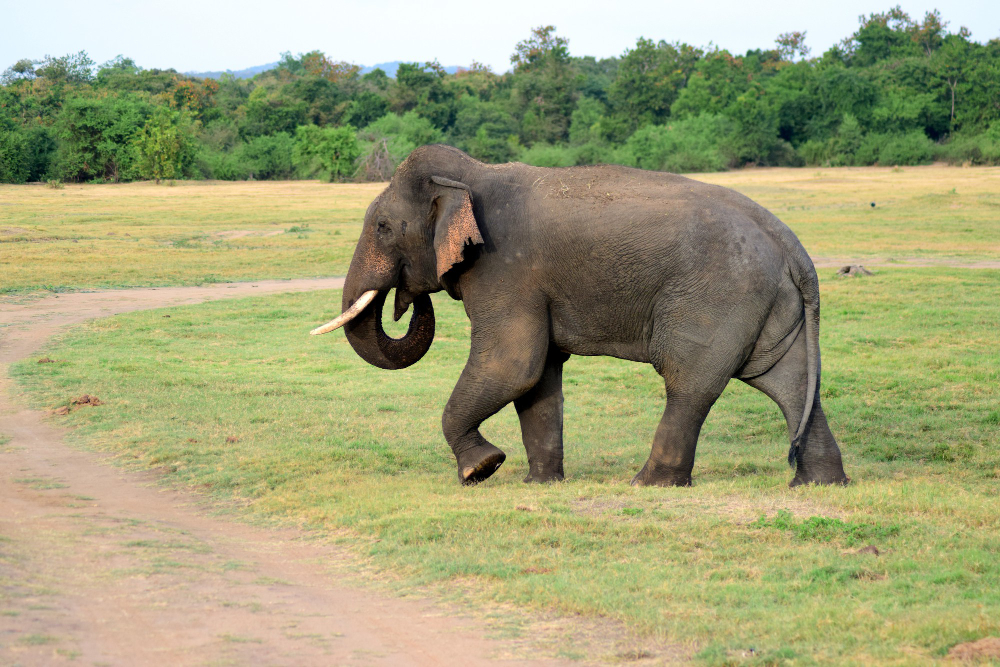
top-left (936, 123), bottom-right (1000, 165)
top-left (3, 10), bottom-right (999, 183)
top-left (622, 114), bottom-right (733, 172)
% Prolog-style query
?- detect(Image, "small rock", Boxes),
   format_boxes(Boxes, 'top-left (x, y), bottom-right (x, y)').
top-left (837, 265), bottom-right (874, 277)
top-left (870, 202), bottom-right (876, 207)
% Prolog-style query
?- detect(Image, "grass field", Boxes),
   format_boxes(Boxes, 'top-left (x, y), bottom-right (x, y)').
top-left (2, 165), bottom-right (999, 294)
top-left (7, 166), bottom-right (1000, 663)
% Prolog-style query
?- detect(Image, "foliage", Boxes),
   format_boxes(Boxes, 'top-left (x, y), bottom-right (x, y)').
top-left (355, 111), bottom-right (443, 179)
top-left (608, 38), bottom-right (701, 132)
top-left (134, 107), bottom-right (195, 182)
top-left (293, 124), bottom-right (360, 182)
top-left (2, 10), bottom-right (999, 182)
top-left (936, 123), bottom-right (1000, 165)
top-left (239, 132), bottom-right (295, 180)
top-left (517, 142), bottom-right (577, 167)
top-left (51, 94), bottom-right (152, 182)
top-left (0, 121), bottom-right (31, 183)
top-left (622, 113), bottom-right (734, 172)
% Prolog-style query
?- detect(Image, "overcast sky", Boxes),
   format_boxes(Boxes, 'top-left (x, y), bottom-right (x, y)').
top-left (3, 0), bottom-right (998, 74)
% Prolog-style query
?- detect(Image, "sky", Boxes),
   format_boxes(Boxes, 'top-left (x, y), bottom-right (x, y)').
top-left (3, 0), bottom-right (998, 74)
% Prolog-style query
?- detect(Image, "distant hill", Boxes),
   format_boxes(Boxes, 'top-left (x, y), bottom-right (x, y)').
top-left (185, 60), bottom-right (463, 80)
top-left (185, 62), bottom-right (279, 80)
top-left (360, 61), bottom-right (463, 77)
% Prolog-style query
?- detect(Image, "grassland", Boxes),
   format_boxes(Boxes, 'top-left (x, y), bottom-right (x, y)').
top-left (0, 180), bottom-right (381, 294)
top-left (2, 165), bottom-right (1000, 294)
top-left (7, 166), bottom-right (1000, 663)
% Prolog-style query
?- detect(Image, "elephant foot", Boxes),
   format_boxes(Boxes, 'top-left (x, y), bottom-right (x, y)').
top-left (789, 472), bottom-right (851, 488)
top-left (630, 464), bottom-right (692, 488)
top-left (523, 471), bottom-right (564, 484)
top-left (457, 444), bottom-right (506, 486)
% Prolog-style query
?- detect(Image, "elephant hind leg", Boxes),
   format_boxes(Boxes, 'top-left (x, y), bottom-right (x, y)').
top-left (742, 326), bottom-right (849, 487)
top-left (630, 387), bottom-right (725, 487)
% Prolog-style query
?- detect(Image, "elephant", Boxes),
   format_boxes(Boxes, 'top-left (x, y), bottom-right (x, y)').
top-left (312, 145), bottom-right (849, 488)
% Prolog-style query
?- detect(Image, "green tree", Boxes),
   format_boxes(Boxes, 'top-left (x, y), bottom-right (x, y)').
top-left (135, 107), bottom-right (193, 183)
top-left (293, 124), bottom-right (360, 182)
top-left (508, 26), bottom-right (580, 145)
top-left (52, 94), bottom-right (151, 182)
top-left (934, 31), bottom-right (973, 126)
top-left (0, 120), bottom-right (30, 183)
top-left (775, 31), bottom-right (811, 61)
top-left (608, 38), bottom-right (701, 131)
top-left (391, 61), bottom-right (456, 130)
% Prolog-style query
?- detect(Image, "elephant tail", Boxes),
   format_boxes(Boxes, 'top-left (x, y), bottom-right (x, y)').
top-left (787, 251), bottom-right (821, 468)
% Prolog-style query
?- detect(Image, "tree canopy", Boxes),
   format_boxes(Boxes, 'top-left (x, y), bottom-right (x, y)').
top-left (2, 6), bottom-right (998, 184)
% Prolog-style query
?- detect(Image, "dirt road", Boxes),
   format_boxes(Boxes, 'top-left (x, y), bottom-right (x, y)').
top-left (0, 280), bottom-right (578, 666)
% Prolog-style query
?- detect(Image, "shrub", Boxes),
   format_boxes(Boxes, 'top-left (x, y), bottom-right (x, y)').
top-left (355, 112), bottom-right (444, 179)
top-left (936, 123), bottom-right (1000, 165)
top-left (797, 138), bottom-right (833, 166)
top-left (0, 125), bottom-right (30, 183)
top-left (449, 98), bottom-right (520, 163)
top-left (238, 133), bottom-right (295, 180)
top-left (293, 124), bottom-right (360, 182)
top-left (855, 131), bottom-right (934, 166)
top-left (572, 142), bottom-right (617, 165)
top-left (621, 113), bottom-right (734, 173)
top-left (196, 148), bottom-right (250, 181)
top-left (51, 95), bottom-right (152, 182)
top-left (517, 142), bottom-right (577, 167)
top-left (134, 107), bottom-right (197, 183)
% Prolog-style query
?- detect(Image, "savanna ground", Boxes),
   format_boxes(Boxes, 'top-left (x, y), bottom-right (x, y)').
top-left (3, 165), bottom-right (1000, 664)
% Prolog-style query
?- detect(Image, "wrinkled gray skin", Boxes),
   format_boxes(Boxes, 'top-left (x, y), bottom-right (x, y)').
top-left (336, 145), bottom-right (849, 487)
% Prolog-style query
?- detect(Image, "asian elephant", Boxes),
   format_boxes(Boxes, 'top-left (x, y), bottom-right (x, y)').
top-left (313, 145), bottom-right (849, 488)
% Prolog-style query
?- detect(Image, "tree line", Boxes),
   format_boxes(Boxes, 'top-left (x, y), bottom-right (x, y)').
top-left (1, 6), bottom-right (998, 184)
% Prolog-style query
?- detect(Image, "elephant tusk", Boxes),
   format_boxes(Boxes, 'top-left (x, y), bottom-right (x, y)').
top-left (310, 290), bottom-right (378, 335)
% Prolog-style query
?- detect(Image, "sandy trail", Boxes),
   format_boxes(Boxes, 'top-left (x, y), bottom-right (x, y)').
top-left (0, 279), bottom-right (574, 666)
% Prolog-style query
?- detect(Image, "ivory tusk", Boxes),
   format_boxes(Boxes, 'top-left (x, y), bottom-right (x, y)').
top-left (310, 290), bottom-right (378, 335)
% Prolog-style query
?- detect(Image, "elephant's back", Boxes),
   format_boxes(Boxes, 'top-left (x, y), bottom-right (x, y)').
top-left (515, 165), bottom-right (792, 362)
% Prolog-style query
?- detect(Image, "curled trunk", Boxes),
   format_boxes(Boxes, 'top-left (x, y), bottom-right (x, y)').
top-left (342, 290), bottom-right (435, 370)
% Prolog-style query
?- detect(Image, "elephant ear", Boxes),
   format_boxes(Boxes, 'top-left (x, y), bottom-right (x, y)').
top-left (430, 176), bottom-right (483, 280)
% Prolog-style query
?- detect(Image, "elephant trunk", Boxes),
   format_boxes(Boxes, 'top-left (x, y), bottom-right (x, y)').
top-left (311, 238), bottom-right (435, 369)
top-left (341, 289), bottom-right (435, 370)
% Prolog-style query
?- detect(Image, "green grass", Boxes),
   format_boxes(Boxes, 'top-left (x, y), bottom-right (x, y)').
top-left (12, 267), bottom-right (1000, 663)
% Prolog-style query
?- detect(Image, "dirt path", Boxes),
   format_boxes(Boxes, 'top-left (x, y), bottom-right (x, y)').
top-left (0, 279), bottom-right (580, 666)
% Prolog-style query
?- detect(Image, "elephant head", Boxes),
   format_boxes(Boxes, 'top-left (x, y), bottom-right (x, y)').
top-left (311, 146), bottom-right (484, 369)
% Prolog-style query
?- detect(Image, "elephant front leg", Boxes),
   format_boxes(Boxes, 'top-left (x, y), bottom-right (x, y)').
top-left (442, 319), bottom-right (550, 486)
top-left (514, 348), bottom-right (569, 483)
